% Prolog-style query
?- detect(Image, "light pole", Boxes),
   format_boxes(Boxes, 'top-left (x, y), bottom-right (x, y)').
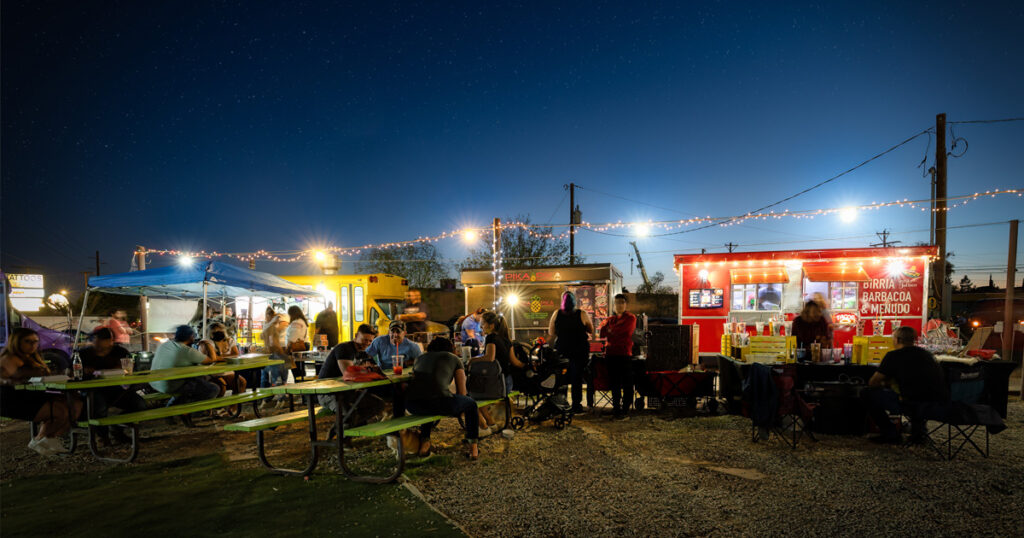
top-left (506, 294), bottom-right (520, 341)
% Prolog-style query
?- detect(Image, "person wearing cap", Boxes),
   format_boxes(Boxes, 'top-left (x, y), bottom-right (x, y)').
top-left (365, 319), bottom-right (422, 370)
top-left (80, 328), bottom-right (147, 444)
top-left (149, 325), bottom-right (219, 406)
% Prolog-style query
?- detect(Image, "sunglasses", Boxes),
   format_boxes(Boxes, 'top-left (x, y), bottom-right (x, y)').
top-left (24, 339), bottom-right (40, 345)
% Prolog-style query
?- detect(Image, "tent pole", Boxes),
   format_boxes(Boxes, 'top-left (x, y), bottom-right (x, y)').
top-left (73, 289), bottom-right (90, 354)
top-left (202, 281), bottom-right (208, 340)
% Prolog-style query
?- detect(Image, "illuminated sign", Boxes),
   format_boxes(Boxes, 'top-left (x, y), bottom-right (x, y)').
top-left (834, 312), bottom-right (858, 325)
top-left (7, 274), bottom-right (44, 312)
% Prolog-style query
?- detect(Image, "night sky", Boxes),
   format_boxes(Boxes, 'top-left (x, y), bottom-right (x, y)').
top-left (2, 1), bottom-right (1022, 294)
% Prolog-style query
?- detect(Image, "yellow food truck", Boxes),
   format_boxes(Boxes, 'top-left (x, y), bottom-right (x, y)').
top-left (279, 274), bottom-right (409, 342)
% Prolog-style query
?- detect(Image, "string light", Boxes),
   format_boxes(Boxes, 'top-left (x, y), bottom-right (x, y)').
top-left (148, 189), bottom-right (1020, 262)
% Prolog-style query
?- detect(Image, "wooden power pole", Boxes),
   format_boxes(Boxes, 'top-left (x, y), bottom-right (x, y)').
top-left (934, 113), bottom-right (950, 320)
top-left (568, 183), bottom-right (576, 266)
top-left (1002, 220), bottom-right (1017, 395)
top-left (135, 246), bottom-right (149, 351)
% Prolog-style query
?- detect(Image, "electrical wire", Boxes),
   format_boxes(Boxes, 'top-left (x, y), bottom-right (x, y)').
top-left (947, 117), bottom-right (1024, 125)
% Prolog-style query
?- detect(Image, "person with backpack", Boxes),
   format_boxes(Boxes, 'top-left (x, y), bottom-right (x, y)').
top-left (548, 291), bottom-right (594, 414)
top-left (406, 337), bottom-right (480, 460)
top-left (466, 311), bottom-right (525, 435)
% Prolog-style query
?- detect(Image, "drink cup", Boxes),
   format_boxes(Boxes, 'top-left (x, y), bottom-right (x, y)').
top-left (755, 322), bottom-right (764, 335)
top-left (856, 319), bottom-right (865, 337)
top-left (121, 357), bottom-right (134, 375)
top-left (392, 354), bottom-right (405, 371)
top-left (843, 343), bottom-right (853, 360)
top-left (393, 364), bottom-right (403, 375)
top-left (810, 343), bottom-right (821, 363)
top-left (873, 320), bottom-right (885, 337)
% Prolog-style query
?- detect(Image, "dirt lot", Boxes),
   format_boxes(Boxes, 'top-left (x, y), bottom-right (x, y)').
top-left (3, 400), bottom-right (1023, 537)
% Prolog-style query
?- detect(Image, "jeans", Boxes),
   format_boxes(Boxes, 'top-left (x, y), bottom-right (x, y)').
top-left (565, 353), bottom-right (588, 408)
top-left (607, 355), bottom-right (634, 412)
top-left (863, 387), bottom-right (927, 440)
top-left (262, 362), bottom-right (290, 388)
top-left (92, 387), bottom-right (148, 436)
top-left (505, 374), bottom-right (514, 394)
top-left (167, 377), bottom-right (220, 406)
top-left (407, 394), bottom-right (479, 441)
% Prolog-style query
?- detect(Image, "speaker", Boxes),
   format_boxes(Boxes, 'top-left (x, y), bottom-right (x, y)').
top-left (646, 324), bottom-right (699, 371)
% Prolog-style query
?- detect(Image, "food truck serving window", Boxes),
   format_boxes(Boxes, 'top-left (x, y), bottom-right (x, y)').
top-left (732, 283), bottom-right (784, 311)
top-left (803, 280), bottom-right (858, 311)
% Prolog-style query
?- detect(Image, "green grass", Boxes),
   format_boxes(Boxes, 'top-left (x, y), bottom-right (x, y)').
top-left (1, 455), bottom-right (464, 537)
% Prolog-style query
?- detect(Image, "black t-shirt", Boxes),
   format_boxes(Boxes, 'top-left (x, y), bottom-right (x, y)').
top-left (791, 315), bottom-right (830, 349)
top-left (485, 333), bottom-right (512, 372)
top-left (403, 301), bottom-right (429, 335)
top-left (406, 351), bottom-right (462, 401)
top-left (318, 341), bottom-right (370, 379)
top-left (878, 346), bottom-right (949, 403)
top-left (314, 310), bottom-right (339, 347)
top-left (80, 345), bottom-right (130, 371)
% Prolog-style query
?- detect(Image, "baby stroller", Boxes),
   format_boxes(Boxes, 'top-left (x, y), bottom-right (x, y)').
top-left (509, 340), bottom-right (574, 430)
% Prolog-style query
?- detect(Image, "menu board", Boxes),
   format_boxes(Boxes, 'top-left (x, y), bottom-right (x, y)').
top-left (688, 288), bottom-right (724, 309)
top-left (567, 284), bottom-right (609, 328)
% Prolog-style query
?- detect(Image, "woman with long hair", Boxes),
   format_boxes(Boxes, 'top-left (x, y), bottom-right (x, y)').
top-left (547, 291), bottom-right (594, 413)
top-left (468, 311), bottom-right (526, 435)
top-left (0, 328), bottom-right (82, 456)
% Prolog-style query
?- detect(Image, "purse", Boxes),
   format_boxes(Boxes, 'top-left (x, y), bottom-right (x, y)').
top-left (466, 360), bottom-right (506, 400)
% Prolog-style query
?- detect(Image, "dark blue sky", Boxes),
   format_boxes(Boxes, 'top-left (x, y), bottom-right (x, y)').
top-left (3, 1), bottom-right (1022, 293)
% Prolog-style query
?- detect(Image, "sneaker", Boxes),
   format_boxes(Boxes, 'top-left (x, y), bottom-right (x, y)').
top-left (478, 427), bottom-right (492, 438)
top-left (40, 437), bottom-right (69, 454)
top-left (27, 438), bottom-right (56, 456)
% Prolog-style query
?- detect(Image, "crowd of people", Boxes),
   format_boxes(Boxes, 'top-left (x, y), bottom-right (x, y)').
top-left (1, 286), bottom-right (962, 458)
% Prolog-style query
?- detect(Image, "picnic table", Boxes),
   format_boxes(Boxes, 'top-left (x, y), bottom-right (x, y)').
top-left (15, 353), bottom-right (282, 463)
top-left (228, 372), bottom-right (411, 480)
top-left (290, 350), bottom-right (329, 381)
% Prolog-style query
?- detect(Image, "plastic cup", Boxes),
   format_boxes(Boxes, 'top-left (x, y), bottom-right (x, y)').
top-left (393, 364), bottom-right (403, 375)
top-left (873, 320), bottom-right (885, 337)
top-left (755, 322), bottom-right (764, 335)
top-left (121, 357), bottom-right (134, 375)
top-left (810, 343), bottom-right (821, 363)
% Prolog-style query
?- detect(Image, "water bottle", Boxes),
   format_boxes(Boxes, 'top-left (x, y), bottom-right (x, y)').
top-left (72, 352), bottom-right (84, 381)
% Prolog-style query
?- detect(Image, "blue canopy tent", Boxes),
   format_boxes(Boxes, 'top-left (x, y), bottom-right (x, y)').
top-left (77, 261), bottom-right (320, 348)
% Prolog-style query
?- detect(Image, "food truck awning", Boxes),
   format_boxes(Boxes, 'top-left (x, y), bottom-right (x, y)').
top-left (802, 263), bottom-right (871, 282)
top-left (729, 267), bottom-right (790, 284)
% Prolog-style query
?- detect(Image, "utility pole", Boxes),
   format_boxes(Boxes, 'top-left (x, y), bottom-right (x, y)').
top-left (725, 242), bottom-right (738, 253)
top-left (95, 251), bottom-right (101, 276)
top-left (871, 229), bottom-right (901, 248)
top-left (934, 113), bottom-right (950, 320)
top-left (1002, 220), bottom-right (1017, 392)
top-left (568, 183), bottom-right (576, 266)
top-left (135, 246), bottom-right (149, 351)
top-left (928, 167), bottom-right (937, 245)
top-left (492, 218), bottom-right (502, 311)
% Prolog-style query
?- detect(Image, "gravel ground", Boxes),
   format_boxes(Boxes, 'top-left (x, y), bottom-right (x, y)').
top-left (3, 401), bottom-right (1023, 537)
top-left (412, 401), bottom-right (1024, 537)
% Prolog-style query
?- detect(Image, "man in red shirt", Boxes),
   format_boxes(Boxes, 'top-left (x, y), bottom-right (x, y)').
top-left (599, 293), bottom-right (637, 419)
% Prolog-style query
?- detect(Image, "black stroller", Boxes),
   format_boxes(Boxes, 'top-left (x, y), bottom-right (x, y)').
top-left (509, 341), bottom-right (574, 430)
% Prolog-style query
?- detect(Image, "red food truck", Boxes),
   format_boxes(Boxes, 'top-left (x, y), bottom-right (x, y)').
top-left (675, 246), bottom-right (938, 355)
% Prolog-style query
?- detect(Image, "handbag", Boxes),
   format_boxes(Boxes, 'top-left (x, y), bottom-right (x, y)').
top-left (343, 364), bottom-right (387, 383)
top-left (466, 360), bottom-right (506, 400)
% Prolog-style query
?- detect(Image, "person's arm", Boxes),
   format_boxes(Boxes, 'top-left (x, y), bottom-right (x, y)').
top-left (189, 346), bottom-right (215, 365)
top-left (198, 340), bottom-right (220, 362)
top-left (509, 346), bottom-right (526, 369)
top-left (547, 311), bottom-right (558, 341)
top-left (454, 367), bottom-right (468, 396)
top-left (0, 355), bottom-right (27, 384)
top-left (868, 371), bottom-right (888, 388)
top-left (470, 342), bottom-right (496, 364)
top-left (624, 314), bottom-right (637, 337)
top-left (581, 310), bottom-right (595, 337)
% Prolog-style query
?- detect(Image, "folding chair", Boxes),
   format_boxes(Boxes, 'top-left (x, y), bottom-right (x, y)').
top-left (585, 354), bottom-right (615, 409)
top-left (746, 364), bottom-right (816, 449)
top-left (915, 366), bottom-right (1004, 460)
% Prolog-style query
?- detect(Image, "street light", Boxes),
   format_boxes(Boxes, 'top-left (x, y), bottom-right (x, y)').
top-left (840, 207), bottom-right (857, 223)
top-left (505, 294), bottom-right (520, 340)
top-left (633, 223), bottom-right (650, 237)
top-left (462, 229), bottom-right (479, 243)
top-left (178, 255), bottom-right (194, 267)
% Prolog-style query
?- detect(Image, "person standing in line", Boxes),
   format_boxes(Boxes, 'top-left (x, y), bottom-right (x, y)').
top-left (100, 308), bottom-right (136, 347)
top-left (314, 302), bottom-right (339, 348)
top-left (548, 291), bottom-right (594, 414)
top-left (599, 294), bottom-right (637, 420)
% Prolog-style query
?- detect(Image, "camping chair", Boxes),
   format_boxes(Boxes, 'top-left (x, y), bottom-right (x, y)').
top-left (915, 365), bottom-right (1005, 460)
top-left (585, 354), bottom-right (615, 410)
top-left (745, 364), bottom-right (816, 449)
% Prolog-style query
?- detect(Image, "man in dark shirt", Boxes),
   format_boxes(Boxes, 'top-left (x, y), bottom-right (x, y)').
top-left (317, 324), bottom-right (376, 414)
top-left (864, 326), bottom-right (948, 444)
top-left (79, 328), bottom-right (147, 444)
top-left (399, 289), bottom-right (430, 342)
top-left (314, 302), bottom-right (339, 348)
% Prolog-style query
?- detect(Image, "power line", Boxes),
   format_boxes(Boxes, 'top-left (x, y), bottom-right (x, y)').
top-left (948, 117), bottom-right (1024, 125)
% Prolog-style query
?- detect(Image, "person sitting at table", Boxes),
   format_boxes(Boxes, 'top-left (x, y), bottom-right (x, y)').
top-left (459, 308), bottom-right (486, 356)
top-left (286, 305), bottom-right (310, 380)
top-left (791, 300), bottom-right (832, 355)
top-left (0, 328), bottom-right (82, 456)
top-left (316, 323), bottom-right (377, 415)
top-left (365, 320), bottom-right (422, 370)
top-left (80, 328), bottom-right (146, 444)
top-left (864, 326), bottom-right (949, 444)
top-left (469, 311), bottom-right (526, 433)
top-left (150, 325), bottom-right (220, 406)
top-left (197, 322), bottom-right (247, 398)
top-left (406, 337), bottom-right (480, 460)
